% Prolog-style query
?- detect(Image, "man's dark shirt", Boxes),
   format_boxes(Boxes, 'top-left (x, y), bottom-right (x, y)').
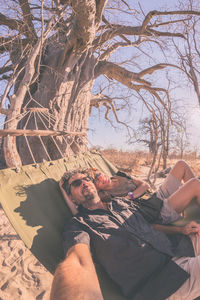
top-left (63, 197), bottom-right (194, 300)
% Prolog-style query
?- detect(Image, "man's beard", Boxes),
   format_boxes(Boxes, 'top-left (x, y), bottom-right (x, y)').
top-left (84, 192), bottom-right (95, 201)
top-left (81, 188), bottom-right (97, 208)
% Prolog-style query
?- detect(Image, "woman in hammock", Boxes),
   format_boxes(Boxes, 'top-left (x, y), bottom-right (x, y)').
top-left (59, 160), bottom-right (200, 227)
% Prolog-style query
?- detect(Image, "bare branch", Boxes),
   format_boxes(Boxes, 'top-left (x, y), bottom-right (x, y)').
top-left (95, 10), bottom-right (200, 48)
top-left (99, 38), bottom-right (142, 60)
top-left (93, 23), bottom-right (185, 48)
top-left (120, 0), bottom-right (132, 10)
top-left (18, 0), bottom-right (37, 40)
top-left (0, 37), bottom-right (28, 53)
top-left (93, 25), bottom-right (147, 47)
top-left (141, 10), bottom-right (200, 33)
top-left (0, 37), bottom-right (13, 53)
top-left (0, 12), bottom-right (23, 30)
top-left (0, 108), bottom-right (9, 115)
top-left (96, 60), bottom-right (151, 85)
top-left (15, 24), bottom-right (52, 88)
top-left (90, 93), bottom-right (132, 135)
top-left (147, 28), bottom-right (185, 39)
top-left (95, 0), bottom-right (107, 28)
top-left (0, 75), bottom-right (11, 81)
top-left (138, 63), bottom-right (182, 77)
top-left (1, 18), bottom-right (54, 112)
top-left (192, 22), bottom-right (200, 58)
top-left (0, 66), bottom-right (13, 75)
top-left (186, 54), bottom-right (200, 106)
top-left (96, 60), bottom-right (170, 111)
top-left (149, 17), bottom-right (192, 29)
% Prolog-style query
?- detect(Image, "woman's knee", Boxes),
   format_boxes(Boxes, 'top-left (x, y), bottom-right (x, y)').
top-left (170, 160), bottom-right (188, 178)
top-left (174, 160), bottom-right (188, 170)
top-left (188, 178), bottom-right (200, 191)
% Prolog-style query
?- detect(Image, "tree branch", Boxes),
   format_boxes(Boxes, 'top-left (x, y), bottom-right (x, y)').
top-left (147, 28), bottom-right (185, 39)
top-left (94, 10), bottom-right (200, 48)
top-left (95, 60), bottom-right (169, 111)
top-left (4, 18), bottom-right (54, 114)
top-left (0, 75), bottom-right (11, 81)
top-left (0, 66), bottom-right (13, 75)
top-left (186, 54), bottom-right (200, 106)
top-left (0, 12), bottom-right (23, 31)
top-left (149, 17), bottom-right (192, 29)
top-left (0, 108), bottom-right (9, 116)
top-left (99, 38), bottom-right (143, 60)
top-left (95, 0), bottom-right (107, 28)
top-left (93, 25), bottom-right (146, 47)
top-left (0, 37), bottom-right (13, 53)
top-left (96, 60), bottom-right (152, 86)
top-left (18, 0), bottom-right (37, 40)
top-left (141, 10), bottom-right (200, 33)
top-left (90, 93), bottom-right (132, 135)
top-left (138, 63), bottom-right (182, 77)
top-left (0, 37), bottom-right (28, 53)
top-left (93, 24), bottom-right (186, 48)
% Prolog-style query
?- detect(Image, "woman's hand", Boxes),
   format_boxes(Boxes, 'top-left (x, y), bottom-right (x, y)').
top-left (182, 221), bottom-right (200, 236)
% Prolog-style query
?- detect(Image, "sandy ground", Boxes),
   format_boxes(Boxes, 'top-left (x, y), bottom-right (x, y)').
top-left (0, 206), bottom-right (53, 300)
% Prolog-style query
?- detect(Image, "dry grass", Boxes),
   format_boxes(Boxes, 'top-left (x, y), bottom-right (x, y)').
top-left (100, 148), bottom-right (200, 176)
top-left (101, 149), bottom-right (146, 174)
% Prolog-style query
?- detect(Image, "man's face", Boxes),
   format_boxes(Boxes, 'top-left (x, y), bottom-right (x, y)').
top-left (68, 173), bottom-right (99, 207)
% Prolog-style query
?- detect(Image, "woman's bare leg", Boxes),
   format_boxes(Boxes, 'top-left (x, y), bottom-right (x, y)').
top-left (168, 178), bottom-right (200, 213)
top-left (169, 160), bottom-right (195, 183)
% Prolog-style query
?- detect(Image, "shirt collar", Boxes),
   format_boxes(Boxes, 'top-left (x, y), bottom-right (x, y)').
top-left (78, 202), bottom-right (112, 214)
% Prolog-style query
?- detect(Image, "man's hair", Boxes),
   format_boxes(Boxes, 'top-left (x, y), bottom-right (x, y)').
top-left (62, 169), bottom-right (89, 195)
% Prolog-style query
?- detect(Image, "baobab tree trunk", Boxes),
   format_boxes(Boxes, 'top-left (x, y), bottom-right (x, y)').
top-left (3, 39), bottom-right (95, 167)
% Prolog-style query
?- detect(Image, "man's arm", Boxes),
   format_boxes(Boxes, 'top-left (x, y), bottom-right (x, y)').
top-left (59, 177), bottom-right (78, 215)
top-left (50, 244), bottom-right (103, 300)
top-left (152, 221), bottom-right (200, 236)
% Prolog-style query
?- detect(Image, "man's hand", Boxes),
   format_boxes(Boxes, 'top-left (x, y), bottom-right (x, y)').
top-left (182, 221), bottom-right (200, 236)
top-left (59, 173), bottom-right (78, 215)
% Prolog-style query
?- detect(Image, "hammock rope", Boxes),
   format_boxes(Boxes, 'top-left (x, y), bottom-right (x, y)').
top-left (0, 100), bottom-right (88, 165)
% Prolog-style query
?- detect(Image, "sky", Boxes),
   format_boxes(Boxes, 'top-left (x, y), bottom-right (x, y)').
top-left (88, 0), bottom-right (200, 153)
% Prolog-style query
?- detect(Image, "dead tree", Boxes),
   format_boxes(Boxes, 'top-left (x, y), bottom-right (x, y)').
top-left (136, 117), bottom-right (161, 154)
top-left (173, 0), bottom-right (200, 106)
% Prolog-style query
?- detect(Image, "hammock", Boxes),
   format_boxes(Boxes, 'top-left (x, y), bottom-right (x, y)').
top-left (0, 150), bottom-right (199, 300)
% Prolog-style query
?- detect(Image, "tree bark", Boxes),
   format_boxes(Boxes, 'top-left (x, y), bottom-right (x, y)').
top-left (12, 41), bottom-right (95, 165)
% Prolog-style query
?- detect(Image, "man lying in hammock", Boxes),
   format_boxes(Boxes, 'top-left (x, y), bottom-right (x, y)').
top-left (50, 161), bottom-right (200, 300)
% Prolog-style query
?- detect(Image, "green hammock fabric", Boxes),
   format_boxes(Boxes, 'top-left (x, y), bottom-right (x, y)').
top-left (0, 150), bottom-right (199, 300)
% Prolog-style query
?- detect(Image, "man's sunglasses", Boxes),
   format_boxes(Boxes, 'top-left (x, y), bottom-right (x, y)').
top-left (67, 175), bottom-right (93, 194)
